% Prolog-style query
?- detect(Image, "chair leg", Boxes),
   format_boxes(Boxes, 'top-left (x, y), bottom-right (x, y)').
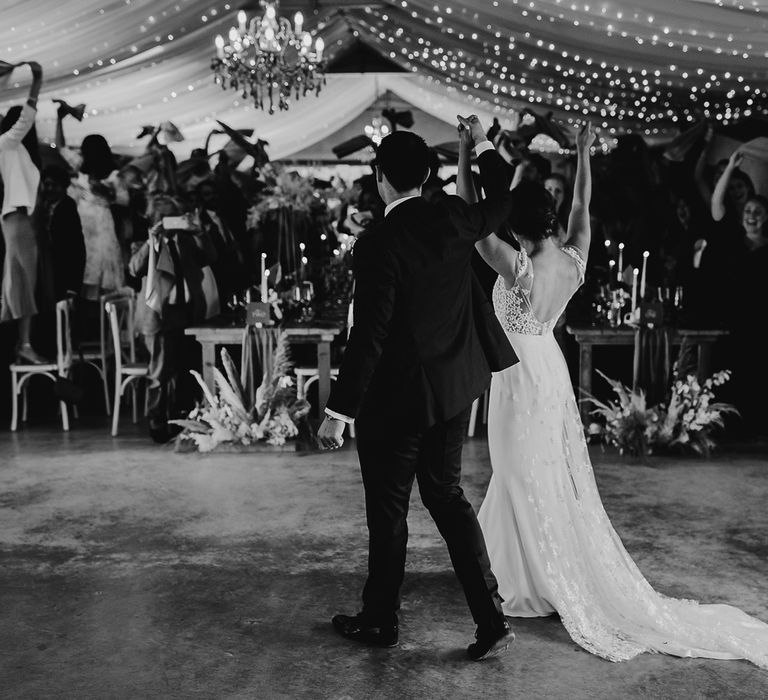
top-left (22, 384), bottom-right (28, 423)
top-left (10, 371), bottom-right (18, 431)
top-left (131, 382), bottom-right (138, 424)
top-left (60, 400), bottom-right (70, 431)
top-left (349, 421), bottom-right (356, 439)
top-left (468, 397), bottom-right (479, 438)
top-left (112, 376), bottom-right (122, 437)
top-left (296, 375), bottom-right (306, 400)
top-left (102, 366), bottom-right (111, 416)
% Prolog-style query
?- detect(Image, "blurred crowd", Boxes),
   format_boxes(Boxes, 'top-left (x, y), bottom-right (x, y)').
top-left (2, 65), bottom-right (767, 438)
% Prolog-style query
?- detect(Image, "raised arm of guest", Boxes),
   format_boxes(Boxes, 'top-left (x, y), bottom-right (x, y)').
top-left (693, 124), bottom-right (714, 205)
top-left (563, 122), bottom-right (595, 259)
top-left (55, 104), bottom-right (84, 172)
top-left (711, 149), bottom-right (742, 222)
top-left (0, 61), bottom-right (42, 152)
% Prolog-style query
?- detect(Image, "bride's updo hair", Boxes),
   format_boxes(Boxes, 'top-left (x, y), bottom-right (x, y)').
top-left (503, 180), bottom-right (559, 243)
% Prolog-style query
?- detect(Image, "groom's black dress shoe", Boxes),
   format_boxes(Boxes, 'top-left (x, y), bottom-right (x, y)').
top-left (467, 619), bottom-right (514, 661)
top-left (331, 613), bottom-right (398, 648)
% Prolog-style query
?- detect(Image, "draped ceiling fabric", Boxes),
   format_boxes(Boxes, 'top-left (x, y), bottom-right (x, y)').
top-left (1, 0), bottom-right (767, 160)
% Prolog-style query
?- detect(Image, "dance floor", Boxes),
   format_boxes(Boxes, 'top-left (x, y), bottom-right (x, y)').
top-left (1, 424), bottom-right (767, 699)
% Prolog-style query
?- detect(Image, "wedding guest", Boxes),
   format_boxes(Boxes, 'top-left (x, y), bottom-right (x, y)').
top-left (711, 149), bottom-right (755, 226)
top-left (56, 107), bottom-right (128, 302)
top-left (129, 195), bottom-right (217, 443)
top-left (0, 60), bottom-right (47, 363)
top-left (723, 194), bottom-right (768, 437)
top-left (544, 172), bottom-right (570, 239)
top-left (37, 165), bottom-right (86, 301)
top-left (194, 177), bottom-right (246, 302)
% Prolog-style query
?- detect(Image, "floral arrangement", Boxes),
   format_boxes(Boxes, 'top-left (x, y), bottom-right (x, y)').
top-left (170, 333), bottom-right (311, 452)
top-left (247, 164), bottom-right (319, 229)
top-left (586, 368), bottom-right (737, 457)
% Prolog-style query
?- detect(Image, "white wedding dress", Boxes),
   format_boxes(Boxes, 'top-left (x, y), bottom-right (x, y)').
top-left (478, 244), bottom-right (768, 668)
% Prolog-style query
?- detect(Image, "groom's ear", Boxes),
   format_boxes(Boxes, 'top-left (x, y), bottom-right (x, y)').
top-left (422, 167), bottom-right (431, 186)
top-left (375, 164), bottom-right (383, 184)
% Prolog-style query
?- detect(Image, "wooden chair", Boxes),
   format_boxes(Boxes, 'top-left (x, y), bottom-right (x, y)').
top-left (106, 298), bottom-right (148, 436)
top-left (10, 298), bottom-right (74, 431)
top-left (75, 288), bottom-right (136, 415)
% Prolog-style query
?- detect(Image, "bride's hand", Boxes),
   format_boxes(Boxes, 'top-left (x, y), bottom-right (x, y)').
top-left (457, 114), bottom-right (486, 147)
top-left (457, 121), bottom-right (474, 152)
top-left (576, 121), bottom-right (595, 153)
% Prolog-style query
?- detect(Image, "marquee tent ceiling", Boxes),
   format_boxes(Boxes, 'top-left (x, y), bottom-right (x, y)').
top-left (2, 0), bottom-right (767, 161)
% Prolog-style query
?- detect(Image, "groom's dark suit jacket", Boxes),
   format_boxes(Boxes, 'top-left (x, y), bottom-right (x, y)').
top-left (326, 151), bottom-right (519, 429)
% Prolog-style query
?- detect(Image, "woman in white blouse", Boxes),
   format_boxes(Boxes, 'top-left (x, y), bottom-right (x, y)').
top-left (0, 61), bottom-right (46, 363)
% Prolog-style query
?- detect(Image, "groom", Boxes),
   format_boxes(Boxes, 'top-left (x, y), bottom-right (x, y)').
top-left (317, 126), bottom-right (518, 660)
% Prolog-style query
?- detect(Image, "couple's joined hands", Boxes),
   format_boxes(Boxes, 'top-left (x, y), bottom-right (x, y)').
top-left (456, 114), bottom-right (595, 154)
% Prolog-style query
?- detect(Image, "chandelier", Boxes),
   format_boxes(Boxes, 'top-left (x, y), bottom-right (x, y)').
top-left (211, 2), bottom-right (325, 114)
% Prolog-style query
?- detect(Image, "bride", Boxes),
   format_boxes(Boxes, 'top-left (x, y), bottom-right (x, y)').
top-left (456, 114), bottom-right (768, 668)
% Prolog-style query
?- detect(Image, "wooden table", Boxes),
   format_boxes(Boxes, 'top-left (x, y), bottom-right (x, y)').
top-left (566, 326), bottom-right (729, 423)
top-left (185, 321), bottom-right (344, 413)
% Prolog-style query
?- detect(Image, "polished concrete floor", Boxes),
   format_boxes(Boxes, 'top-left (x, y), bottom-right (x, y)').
top-left (1, 422), bottom-right (767, 699)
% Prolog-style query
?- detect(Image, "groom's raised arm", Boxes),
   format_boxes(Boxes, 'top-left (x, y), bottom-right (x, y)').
top-left (476, 141), bottom-right (513, 198)
top-left (324, 233), bottom-right (397, 420)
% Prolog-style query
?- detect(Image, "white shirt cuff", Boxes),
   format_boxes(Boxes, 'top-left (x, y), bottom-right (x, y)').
top-left (325, 408), bottom-right (354, 424)
top-left (474, 140), bottom-right (495, 157)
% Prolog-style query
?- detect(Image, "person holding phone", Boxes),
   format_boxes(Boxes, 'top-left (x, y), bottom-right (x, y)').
top-left (129, 194), bottom-right (216, 442)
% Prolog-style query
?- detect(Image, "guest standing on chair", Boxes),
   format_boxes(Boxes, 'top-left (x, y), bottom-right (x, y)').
top-left (37, 165), bottom-right (86, 301)
top-left (316, 131), bottom-right (519, 660)
top-left (0, 60), bottom-right (47, 364)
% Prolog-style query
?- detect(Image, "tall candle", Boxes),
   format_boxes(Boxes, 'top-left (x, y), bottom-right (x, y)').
top-left (609, 259), bottom-right (616, 282)
top-left (215, 35), bottom-right (224, 59)
top-left (640, 250), bottom-right (649, 299)
top-left (315, 37), bottom-right (324, 60)
top-left (294, 11), bottom-right (303, 34)
top-left (260, 253), bottom-right (267, 302)
top-left (299, 242), bottom-right (306, 280)
top-left (238, 10), bottom-right (247, 33)
top-left (631, 267), bottom-right (639, 311)
top-left (617, 242), bottom-right (624, 282)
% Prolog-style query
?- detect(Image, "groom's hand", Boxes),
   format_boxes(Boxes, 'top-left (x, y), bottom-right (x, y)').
top-left (317, 416), bottom-right (346, 450)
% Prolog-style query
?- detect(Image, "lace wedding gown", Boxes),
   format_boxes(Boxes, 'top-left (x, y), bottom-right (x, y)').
top-left (478, 244), bottom-right (768, 667)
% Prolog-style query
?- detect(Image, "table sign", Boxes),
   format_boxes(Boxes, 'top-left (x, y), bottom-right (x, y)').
top-left (246, 302), bottom-right (272, 326)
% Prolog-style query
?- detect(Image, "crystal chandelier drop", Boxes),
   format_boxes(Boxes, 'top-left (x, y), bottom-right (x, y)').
top-left (211, 3), bottom-right (326, 114)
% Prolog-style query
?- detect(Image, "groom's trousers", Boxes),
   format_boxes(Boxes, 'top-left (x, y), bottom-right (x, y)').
top-left (354, 405), bottom-right (505, 631)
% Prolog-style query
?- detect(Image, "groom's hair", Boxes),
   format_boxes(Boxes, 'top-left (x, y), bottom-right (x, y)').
top-left (374, 132), bottom-right (430, 192)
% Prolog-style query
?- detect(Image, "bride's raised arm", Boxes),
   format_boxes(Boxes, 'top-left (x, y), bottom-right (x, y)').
top-left (563, 122), bottom-right (595, 259)
top-left (456, 115), bottom-right (520, 282)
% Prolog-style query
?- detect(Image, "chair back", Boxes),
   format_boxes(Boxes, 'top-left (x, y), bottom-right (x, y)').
top-left (100, 288), bottom-right (136, 362)
top-left (55, 298), bottom-right (74, 374)
top-left (105, 298), bottom-right (137, 378)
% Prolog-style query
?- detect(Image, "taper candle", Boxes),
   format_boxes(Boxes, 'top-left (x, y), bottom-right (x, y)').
top-left (617, 242), bottom-right (624, 282)
top-left (260, 253), bottom-right (267, 303)
top-left (238, 10), bottom-right (246, 33)
top-left (640, 250), bottom-right (649, 299)
top-left (631, 267), bottom-right (639, 311)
